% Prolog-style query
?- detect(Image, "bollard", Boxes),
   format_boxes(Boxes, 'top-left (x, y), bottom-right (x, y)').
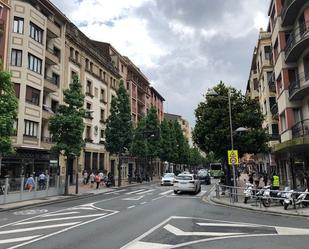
top-left (216, 184), bottom-right (219, 199)
top-left (46, 175), bottom-right (49, 197)
top-left (20, 176), bottom-right (24, 201)
top-left (4, 178), bottom-right (8, 204)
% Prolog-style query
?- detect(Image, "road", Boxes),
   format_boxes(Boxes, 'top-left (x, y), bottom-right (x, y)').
top-left (0, 182), bottom-right (309, 249)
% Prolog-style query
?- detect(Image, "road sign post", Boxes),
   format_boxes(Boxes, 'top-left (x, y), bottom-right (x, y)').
top-left (228, 150), bottom-right (239, 202)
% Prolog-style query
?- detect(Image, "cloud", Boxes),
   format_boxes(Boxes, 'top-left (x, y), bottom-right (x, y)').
top-left (50, 0), bottom-right (269, 126)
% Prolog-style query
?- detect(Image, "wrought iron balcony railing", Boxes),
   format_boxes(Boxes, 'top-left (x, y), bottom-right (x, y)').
top-left (292, 119), bottom-right (309, 138)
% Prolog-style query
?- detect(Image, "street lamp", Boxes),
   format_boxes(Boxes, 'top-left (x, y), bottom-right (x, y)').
top-left (206, 88), bottom-right (248, 192)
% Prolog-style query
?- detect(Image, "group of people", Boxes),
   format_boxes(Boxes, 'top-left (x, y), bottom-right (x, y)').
top-left (24, 172), bottom-right (47, 192)
top-left (83, 170), bottom-right (113, 189)
top-left (247, 172), bottom-right (279, 190)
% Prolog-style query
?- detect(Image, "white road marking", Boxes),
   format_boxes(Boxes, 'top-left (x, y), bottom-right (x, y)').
top-left (8, 211), bottom-right (119, 249)
top-left (125, 189), bottom-right (146, 195)
top-left (0, 222), bottom-right (80, 235)
top-left (0, 235), bottom-right (42, 244)
top-left (105, 189), bottom-right (126, 195)
top-left (120, 216), bottom-right (174, 249)
top-left (123, 195), bottom-right (145, 201)
top-left (127, 205), bottom-right (135, 209)
top-left (159, 190), bottom-right (173, 195)
top-left (136, 189), bottom-right (155, 195)
top-left (140, 202), bottom-right (147, 205)
top-left (69, 207), bottom-right (94, 210)
top-left (275, 227), bottom-right (309, 235)
top-left (122, 241), bottom-right (171, 249)
top-left (197, 223), bottom-right (259, 227)
top-left (164, 224), bottom-right (245, 236)
top-left (196, 190), bottom-right (206, 196)
top-left (41, 212), bottom-right (80, 217)
top-left (14, 214), bottom-right (106, 225)
top-left (151, 196), bottom-right (165, 201)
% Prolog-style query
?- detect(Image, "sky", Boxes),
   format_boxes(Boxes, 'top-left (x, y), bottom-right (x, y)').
top-left (51, 0), bottom-right (270, 126)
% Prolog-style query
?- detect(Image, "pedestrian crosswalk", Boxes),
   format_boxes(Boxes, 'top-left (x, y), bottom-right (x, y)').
top-left (0, 204), bottom-right (118, 249)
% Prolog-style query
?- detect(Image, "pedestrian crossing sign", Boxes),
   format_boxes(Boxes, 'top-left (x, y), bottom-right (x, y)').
top-left (228, 150), bottom-right (239, 165)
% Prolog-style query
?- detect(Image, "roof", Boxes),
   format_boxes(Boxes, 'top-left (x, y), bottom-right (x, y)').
top-left (164, 113), bottom-right (181, 121)
top-left (150, 86), bottom-right (165, 101)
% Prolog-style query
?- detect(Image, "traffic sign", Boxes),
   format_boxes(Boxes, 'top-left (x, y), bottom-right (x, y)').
top-left (228, 150), bottom-right (239, 165)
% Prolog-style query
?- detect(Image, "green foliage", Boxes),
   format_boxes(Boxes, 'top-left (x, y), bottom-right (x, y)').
top-left (159, 119), bottom-right (173, 162)
top-left (105, 80), bottom-right (133, 155)
top-left (189, 147), bottom-right (203, 166)
top-left (130, 117), bottom-right (147, 158)
top-left (0, 71), bottom-right (18, 155)
top-left (173, 121), bottom-right (189, 164)
top-left (49, 75), bottom-right (85, 157)
top-left (193, 81), bottom-right (269, 160)
top-left (145, 107), bottom-right (161, 159)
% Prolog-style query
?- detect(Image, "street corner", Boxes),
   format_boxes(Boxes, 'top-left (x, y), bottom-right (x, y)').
top-left (121, 216), bottom-right (309, 249)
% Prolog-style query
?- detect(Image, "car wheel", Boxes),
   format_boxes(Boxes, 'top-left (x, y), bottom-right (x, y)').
top-left (174, 190), bottom-right (178, 194)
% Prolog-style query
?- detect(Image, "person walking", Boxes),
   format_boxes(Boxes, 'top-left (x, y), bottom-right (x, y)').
top-left (99, 171), bottom-right (104, 187)
top-left (95, 173), bottom-right (101, 189)
top-left (38, 172), bottom-right (46, 190)
top-left (263, 172), bottom-right (268, 187)
top-left (90, 172), bottom-right (95, 188)
top-left (25, 175), bottom-right (35, 192)
top-left (83, 170), bottom-right (88, 185)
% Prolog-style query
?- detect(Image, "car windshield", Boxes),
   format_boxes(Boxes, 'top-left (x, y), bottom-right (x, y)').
top-left (176, 175), bottom-right (193, 180)
top-left (198, 170), bottom-right (208, 175)
top-left (164, 173), bottom-right (174, 177)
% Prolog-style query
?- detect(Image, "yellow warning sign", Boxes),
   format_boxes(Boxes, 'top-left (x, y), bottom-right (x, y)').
top-left (228, 150), bottom-right (239, 165)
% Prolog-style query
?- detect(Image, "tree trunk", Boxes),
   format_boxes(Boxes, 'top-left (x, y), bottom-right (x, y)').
top-left (64, 159), bottom-right (69, 195)
top-left (118, 155), bottom-right (122, 187)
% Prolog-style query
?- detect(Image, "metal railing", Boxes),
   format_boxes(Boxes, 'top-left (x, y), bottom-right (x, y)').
top-left (41, 136), bottom-right (54, 143)
top-left (45, 75), bottom-right (58, 86)
top-left (285, 20), bottom-right (309, 58)
top-left (292, 118), bottom-right (309, 138)
top-left (288, 71), bottom-right (309, 97)
top-left (281, 0), bottom-right (295, 22)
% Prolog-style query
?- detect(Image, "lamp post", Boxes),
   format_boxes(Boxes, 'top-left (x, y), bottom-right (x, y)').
top-left (207, 88), bottom-right (248, 192)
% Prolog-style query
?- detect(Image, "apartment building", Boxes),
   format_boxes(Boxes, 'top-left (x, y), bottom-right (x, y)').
top-left (164, 113), bottom-right (193, 146)
top-left (267, 0), bottom-right (309, 188)
top-left (65, 23), bottom-right (121, 181)
top-left (1, 0), bottom-right (68, 178)
top-left (246, 29), bottom-right (279, 174)
top-left (0, 0), bottom-right (10, 69)
top-left (148, 86), bottom-right (165, 123)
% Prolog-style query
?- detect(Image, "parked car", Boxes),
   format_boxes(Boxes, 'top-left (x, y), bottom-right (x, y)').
top-left (197, 169), bottom-right (211, 185)
top-left (161, 173), bottom-right (175, 186)
top-left (173, 173), bottom-right (201, 194)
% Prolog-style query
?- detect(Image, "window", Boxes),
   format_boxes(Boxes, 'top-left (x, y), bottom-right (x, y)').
top-left (13, 119), bottom-right (18, 136)
top-left (52, 72), bottom-right (59, 86)
top-left (26, 86), bottom-right (40, 105)
top-left (280, 113), bottom-right (286, 131)
top-left (86, 102), bottom-right (91, 111)
top-left (100, 89), bottom-right (105, 102)
top-left (14, 83), bottom-right (20, 98)
top-left (11, 49), bottom-right (22, 66)
top-left (100, 109), bottom-right (105, 121)
top-left (24, 120), bottom-right (38, 137)
top-left (99, 69), bottom-right (103, 79)
top-left (70, 47), bottom-right (74, 58)
top-left (30, 22), bottom-right (43, 43)
top-left (85, 59), bottom-right (89, 70)
top-left (90, 62), bottom-right (93, 72)
top-left (71, 71), bottom-right (77, 82)
top-left (28, 53), bottom-right (42, 74)
top-left (293, 108), bottom-right (302, 124)
top-left (100, 129), bottom-right (104, 139)
top-left (264, 46), bottom-right (271, 60)
top-left (272, 124), bottom-right (279, 135)
top-left (51, 100), bottom-right (59, 113)
top-left (86, 126), bottom-right (91, 139)
top-left (253, 79), bottom-right (258, 90)
top-left (75, 51), bottom-right (79, 62)
top-left (121, 64), bottom-right (124, 73)
top-left (13, 17), bottom-right (24, 33)
top-left (86, 80), bottom-right (92, 95)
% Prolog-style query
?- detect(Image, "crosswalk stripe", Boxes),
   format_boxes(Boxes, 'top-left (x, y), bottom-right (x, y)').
top-left (125, 189), bottom-right (146, 195)
top-left (0, 222), bottom-right (80, 235)
top-left (14, 214), bottom-right (106, 225)
top-left (136, 189), bottom-right (155, 195)
top-left (0, 235), bottom-right (42, 244)
top-left (159, 190), bottom-right (173, 195)
top-left (42, 212), bottom-right (80, 217)
top-left (197, 223), bottom-right (259, 227)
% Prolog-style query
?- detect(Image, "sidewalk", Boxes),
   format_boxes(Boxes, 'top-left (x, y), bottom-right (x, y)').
top-left (209, 186), bottom-right (309, 218)
top-left (0, 180), bottom-right (157, 212)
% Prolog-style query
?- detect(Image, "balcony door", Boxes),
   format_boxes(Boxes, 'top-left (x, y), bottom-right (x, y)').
top-left (303, 53), bottom-right (309, 80)
top-left (293, 108), bottom-right (302, 124)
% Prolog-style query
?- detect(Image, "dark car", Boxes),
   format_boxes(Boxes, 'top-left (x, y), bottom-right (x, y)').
top-left (197, 169), bottom-right (211, 185)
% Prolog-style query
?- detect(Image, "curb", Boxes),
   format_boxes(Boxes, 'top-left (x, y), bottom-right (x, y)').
top-left (0, 181), bottom-right (159, 212)
top-left (209, 196), bottom-right (309, 218)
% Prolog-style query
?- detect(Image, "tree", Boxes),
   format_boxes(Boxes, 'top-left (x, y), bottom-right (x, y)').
top-left (193, 82), bottom-right (268, 183)
top-left (173, 120), bottom-right (189, 165)
top-left (145, 107), bottom-right (161, 178)
top-left (189, 147), bottom-right (203, 168)
top-left (159, 119), bottom-right (173, 163)
top-left (0, 71), bottom-right (18, 175)
top-left (105, 80), bottom-right (132, 187)
top-left (49, 75), bottom-right (85, 195)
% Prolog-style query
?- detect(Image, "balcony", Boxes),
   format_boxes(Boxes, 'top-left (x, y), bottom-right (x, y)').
top-left (69, 56), bottom-right (81, 67)
top-left (85, 112), bottom-right (94, 120)
top-left (41, 136), bottom-right (54, 150)
top-left (44, 76), bottom-right (58, 93)
top-left (268, 73), bottom-right (276, 93)
top-left (292, 119), bottom-right (309, 138)
top-left (288, 71), bottom-right (309, 101)
top-left (269, 134), bottom-right (280, 141)
top-left (84, 138), bottom-right (93, 143)
top-left (45, 47), bottom-right (59, 65)
top-left (47, 19), bottom-right (60, 38)
top-left (285, 21), bottom-right (309, 63)
top-left (281, 0), bottom-right (307, 27)
top-left (42, 105), bottom-right (54, 120)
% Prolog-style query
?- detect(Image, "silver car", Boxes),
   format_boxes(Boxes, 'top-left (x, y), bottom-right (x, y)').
top-left (161, 173), bottom-right (176, 186)
top-left (173, 173), bottom-right (201, 194)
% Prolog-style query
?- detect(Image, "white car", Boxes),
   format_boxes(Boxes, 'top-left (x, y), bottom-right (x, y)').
top-left (173, 173), bottom-right (201, 194)
top-left (161, 173), bottom-right (175, 186)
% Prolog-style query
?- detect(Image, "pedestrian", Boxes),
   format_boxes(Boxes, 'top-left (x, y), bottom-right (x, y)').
top-left (25, 175), bottom-right (35, 192)
top-left (83, 170), bottom-right (88, 185)
top-left (38, 172), bottom-right (46, 190)
top-left (95, 173), bottom-right (101, 189)
top-left (263, 172), bottom-right (268, 187)
top-left (99, 171), bottom-right (104, 186)
top-left (90, 172), bottom-right (95, 188)
top-left (248, 174), bottom-right (254, 184)
top-left (271, 173), bottom-right (280, 190)
top-left (305, 171), bottom-right (309, 190)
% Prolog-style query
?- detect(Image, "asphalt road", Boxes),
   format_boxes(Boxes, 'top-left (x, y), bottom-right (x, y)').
top-left (0, 182), bottom-right (309, 249)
